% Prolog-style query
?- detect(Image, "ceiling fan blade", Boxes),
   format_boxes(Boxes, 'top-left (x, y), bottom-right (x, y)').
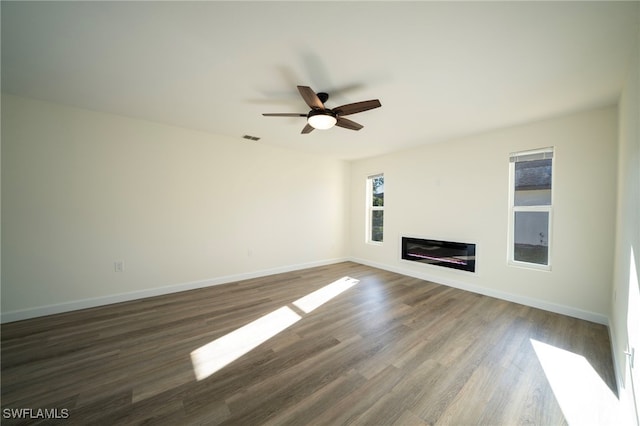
top-left (262, 113), bottom-right (307, 117)
top-left (297, 86), bottom-right (324, 110)
top-left (301, 123), bottom-right (315, 134)
top-left (335, 116), bottom-right (363, 131)
top-left (332, 99), bottom-right (381, 116)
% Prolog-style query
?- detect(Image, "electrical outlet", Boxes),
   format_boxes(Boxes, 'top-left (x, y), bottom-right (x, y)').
top-left (114, 260), bottom-right (124, 273)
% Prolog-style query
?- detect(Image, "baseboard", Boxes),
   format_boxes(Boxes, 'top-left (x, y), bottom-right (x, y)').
top-left (350, 257), bottom-right (609, 325)
top-left (1, 257), bottom-right (349, 324)
top-left (3, 256), bottom-right (609, 326)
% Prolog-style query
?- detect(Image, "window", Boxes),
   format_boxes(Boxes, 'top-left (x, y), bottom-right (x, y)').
top-left (367, 174), bottom-right (384, 243)
top-left (508, 148), bottom-right (553, 269)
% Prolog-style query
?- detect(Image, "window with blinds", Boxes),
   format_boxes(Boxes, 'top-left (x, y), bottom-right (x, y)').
top-left (367, 174), bottom-right (384, 244)
top-left (508, 148), bottom-right (554, 269)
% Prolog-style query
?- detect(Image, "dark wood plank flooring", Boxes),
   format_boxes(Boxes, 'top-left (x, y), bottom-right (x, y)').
top-left (1, 262), bottom-right (616, 425)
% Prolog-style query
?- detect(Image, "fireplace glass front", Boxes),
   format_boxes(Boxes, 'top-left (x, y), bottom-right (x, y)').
top-left (401, 237), bottom-right (476, 273)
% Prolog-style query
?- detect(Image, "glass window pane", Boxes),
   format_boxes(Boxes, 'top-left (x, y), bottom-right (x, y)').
top-left (372, 176), bottom-right (384, 207)
top-left (515, 189), bottom-right (552, 206)
top-left (515, 159), bottom-right (551, 206)
top-left (514, 211), bottom-right (549, 265)
top-left (371, 210), bottom-right (383, 242)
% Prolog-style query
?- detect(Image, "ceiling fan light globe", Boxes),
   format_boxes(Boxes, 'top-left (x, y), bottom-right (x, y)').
top-left (307, 112), bottom-right (337, 130)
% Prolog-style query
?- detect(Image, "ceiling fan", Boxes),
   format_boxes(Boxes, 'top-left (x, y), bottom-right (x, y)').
top-left (263, 86), bottom-right (381, 134)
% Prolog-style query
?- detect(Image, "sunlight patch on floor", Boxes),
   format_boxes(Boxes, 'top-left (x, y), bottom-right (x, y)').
top-left (190, 276), bottom-right (359, 381)
top-left (293, 276), bottom-right (360, 314)
top-left (530, 339), bottom-right (631, 425)
top-left (191, 306), bottom-right (301, 380)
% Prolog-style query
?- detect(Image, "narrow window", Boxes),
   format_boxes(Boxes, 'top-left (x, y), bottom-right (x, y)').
top-left (367, 174), bottom-right (384, 243)
top-left (508, 148), bottom-right (553, 269)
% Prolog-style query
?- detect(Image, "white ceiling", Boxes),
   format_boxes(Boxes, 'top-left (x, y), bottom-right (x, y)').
top-left (2, 1), bottom-right (638, 160)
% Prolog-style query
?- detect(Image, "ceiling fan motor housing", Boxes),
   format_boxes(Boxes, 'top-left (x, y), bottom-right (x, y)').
top-left (307, 108), bottom-right (336, 119)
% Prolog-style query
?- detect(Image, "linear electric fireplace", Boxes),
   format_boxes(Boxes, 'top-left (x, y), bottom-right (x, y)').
top-left (401, 237), bottom-right (476, 273)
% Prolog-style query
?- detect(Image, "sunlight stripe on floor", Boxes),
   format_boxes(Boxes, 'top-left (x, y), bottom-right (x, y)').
top-left (293, 276), bottom-right (359, 314)
top-left (190, 306), bottom-right (301, 381)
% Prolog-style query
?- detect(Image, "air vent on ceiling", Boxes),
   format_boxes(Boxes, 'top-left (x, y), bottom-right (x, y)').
top-left (242, 135), bottom-right (261, 141)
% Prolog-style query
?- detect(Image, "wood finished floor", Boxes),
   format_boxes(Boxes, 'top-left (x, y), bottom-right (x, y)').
top-left (1, 262), bottom-right (616, 425)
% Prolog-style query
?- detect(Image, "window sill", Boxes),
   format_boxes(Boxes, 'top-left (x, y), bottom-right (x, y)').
top-left (508, 260), bottom-right (552, 272)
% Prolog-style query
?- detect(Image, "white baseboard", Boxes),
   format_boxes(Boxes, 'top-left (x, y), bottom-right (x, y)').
top-left (1, 257), bottom-right (349, 324)
top-left (350, 257), bottom-right (609, 325)
top-left (2, 256), bottom-right (609, 326)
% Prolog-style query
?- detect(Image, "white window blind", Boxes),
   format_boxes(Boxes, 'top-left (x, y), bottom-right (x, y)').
top-left (509, 148), bottom-right (554, 163)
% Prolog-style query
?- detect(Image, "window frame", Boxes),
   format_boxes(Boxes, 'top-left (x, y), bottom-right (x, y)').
top-left (366, 173), bottom-right (384, 245)
top-left (507, 148), bottom-right (554, 271)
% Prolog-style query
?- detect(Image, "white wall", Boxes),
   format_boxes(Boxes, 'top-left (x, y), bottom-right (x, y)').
top-left (350, 106), bottom-right (618, 323)
top-left (611, 16), bottom-right (640, 423)
top-left (0, 94), bottom-right (622, 327)
top-left (1, 95), bottom-right (350, 321)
